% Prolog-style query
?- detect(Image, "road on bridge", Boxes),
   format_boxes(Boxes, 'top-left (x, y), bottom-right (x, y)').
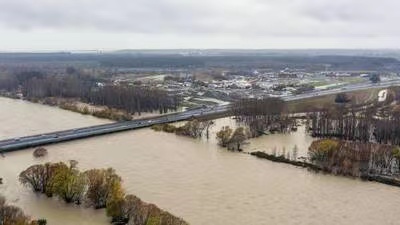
top-left (1, 80), bottom-right (399, 153)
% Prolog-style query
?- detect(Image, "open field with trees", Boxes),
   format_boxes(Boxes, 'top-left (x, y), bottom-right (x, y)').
top-left (287, 88), bottom-right (382, 113)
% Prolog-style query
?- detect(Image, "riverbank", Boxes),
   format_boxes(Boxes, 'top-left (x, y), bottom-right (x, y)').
top-left (249, 151), bottom-right (322, 171)
top-left (0, 93), bottom-right (179, 122)
top-left (249, 151), bottom-right (400, 188)
top-left (29, 97), bottom-right (133, 121)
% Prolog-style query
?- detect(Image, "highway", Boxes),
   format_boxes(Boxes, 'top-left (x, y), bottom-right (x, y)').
top-left (0, 104), bottom-right (230, 152)
top-left (282, 80), bottom-right (400, 101)
top-left (1, 80), bottom-right (399, 153)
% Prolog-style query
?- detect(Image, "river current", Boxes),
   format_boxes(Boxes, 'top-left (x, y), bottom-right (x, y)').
top-left (1, 97), bottom-right (400, 225)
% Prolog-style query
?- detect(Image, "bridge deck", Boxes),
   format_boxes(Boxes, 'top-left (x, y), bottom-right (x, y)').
top-left (1, 80), bottom-right (397, 153)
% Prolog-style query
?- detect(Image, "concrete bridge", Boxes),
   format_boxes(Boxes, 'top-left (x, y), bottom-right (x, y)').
top-left (1, 80), bottom-right (398, 153)
top-left (0, 105), bottom-right (229, 153)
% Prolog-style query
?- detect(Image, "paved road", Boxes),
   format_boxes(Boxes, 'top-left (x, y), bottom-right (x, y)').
top-left (282, 80), bottom-right (400, 101)
top-left (0, 105), bottom-right (230, 152)
top-left (1, 80), bottom-right (399, 152)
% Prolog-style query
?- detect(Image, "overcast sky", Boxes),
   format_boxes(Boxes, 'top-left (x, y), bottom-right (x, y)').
top-left (0, 0), bottom-right (398, 51)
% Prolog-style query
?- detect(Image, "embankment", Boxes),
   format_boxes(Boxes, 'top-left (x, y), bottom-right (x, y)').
top-left (249, 151), bottom-right (400, 188)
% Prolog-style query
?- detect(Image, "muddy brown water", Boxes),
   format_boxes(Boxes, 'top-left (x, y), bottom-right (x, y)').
top-left (1, 97), bottom-right (400, 225)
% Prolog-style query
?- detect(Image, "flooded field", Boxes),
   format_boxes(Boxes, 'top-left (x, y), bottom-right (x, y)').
top-left (2, 97), bottom-right (400, 225)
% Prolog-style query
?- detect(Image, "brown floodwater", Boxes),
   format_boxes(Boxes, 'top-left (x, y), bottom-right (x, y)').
top-left (1, 97), bottom-right (400, 225)
top-left (0, 97), bottom-right (112, 140)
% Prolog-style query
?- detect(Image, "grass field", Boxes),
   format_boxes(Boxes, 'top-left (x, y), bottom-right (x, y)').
top-left (288, 87), bottom-right (383, 113)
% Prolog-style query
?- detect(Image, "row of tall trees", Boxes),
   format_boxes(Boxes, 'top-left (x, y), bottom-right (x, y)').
top-left (19, 161), bottom-right (187, 225)
top-left (374, 107), bottom-right (400, 145)
top-left (308, 105), bottom-right (374, 142)
top-left (231, 97), bottom-right (293, 137)
top-left (308, 104), bottom-right (400, 145)
top-left (86, 85), bottom-right (180, 115)
top-left (0, 69), bottom-right (181, 115)
top-left (309, 139), bottom-right (400, 176)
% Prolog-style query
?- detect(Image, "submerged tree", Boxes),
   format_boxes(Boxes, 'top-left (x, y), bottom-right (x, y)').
top-left (19, 162), bottom-right (66, 197)
top-left (216, 126), bottom-right (249, 151)
top-left (308, 139), bottom-right (400, 176)
top-left (19, 161), bottom-right (188, 225)
top-left (51, 161), bottom-right (86, 204)
top-left (174, 119), bottom-right (214, 138)
top-left (231, 97), bottom-right (290, 137)
top-left (106, 178), bottom-right (126, 223)
top-left (0, 195), bottom-right (42, 225)
top-left (84, 168), bottom-right (122, 209)
top-left (308, 139), bottom-right (340, 164)
top-left (216, 126), bottom-right (233, 147)
top-left (228, 127), bottom-right (248, 151)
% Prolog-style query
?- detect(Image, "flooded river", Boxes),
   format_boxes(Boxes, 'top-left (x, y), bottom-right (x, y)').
top-left (1, 97), bottom-right (400, 225)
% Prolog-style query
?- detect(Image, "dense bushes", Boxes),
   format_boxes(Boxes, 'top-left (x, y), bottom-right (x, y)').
top-left (308, 139), bottom-right (340, 162)
top-left (152, 120), bottom-right (215, 139)
top-left (33, 147), bottom-right (48, 158)
top-left (216, 126), bottom-right (249, 151)
top-left (19, 161), bottom-right (187, 225)
top-left (59, 102), bottom-right (132, 121)
top-left (151, 124), bottom-right (178, 133)
top-left (92, 108), bottom-right (132, 121)
top-left (123, 195), bottom-right (188, 225)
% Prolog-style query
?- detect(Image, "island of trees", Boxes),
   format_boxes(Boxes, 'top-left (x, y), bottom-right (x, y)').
top-left (231, 97), bottom-right (295, 137)
top-left (152, 119), bottom-right (215, 139)
top-left (19, 160), bottom-right (188, 225)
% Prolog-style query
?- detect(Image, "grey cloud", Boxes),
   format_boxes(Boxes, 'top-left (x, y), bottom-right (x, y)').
top-left (0, 0), bottom-right (399, 38)
top-left (0, 0), bottom-right (224, 33)
top-left (298, 0), bottom-right (400, 23)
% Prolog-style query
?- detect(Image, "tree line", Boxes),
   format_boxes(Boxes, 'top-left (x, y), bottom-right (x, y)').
top-left (0, 69), bottom-right (181, 115)
top-left (309, 139), bottom-right (400, 177)
top-left (152, 119), bottom-right (215, 139)
top-left (86, 85), bottom-right (180, 115)
top-left (19, 161), bottom-right (187, 225)
top-left (308, 104), bottom-right (400, 145)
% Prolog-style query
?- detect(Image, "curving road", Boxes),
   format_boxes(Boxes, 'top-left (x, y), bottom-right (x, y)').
top-left (1, 80), bottom-right (399, 153)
